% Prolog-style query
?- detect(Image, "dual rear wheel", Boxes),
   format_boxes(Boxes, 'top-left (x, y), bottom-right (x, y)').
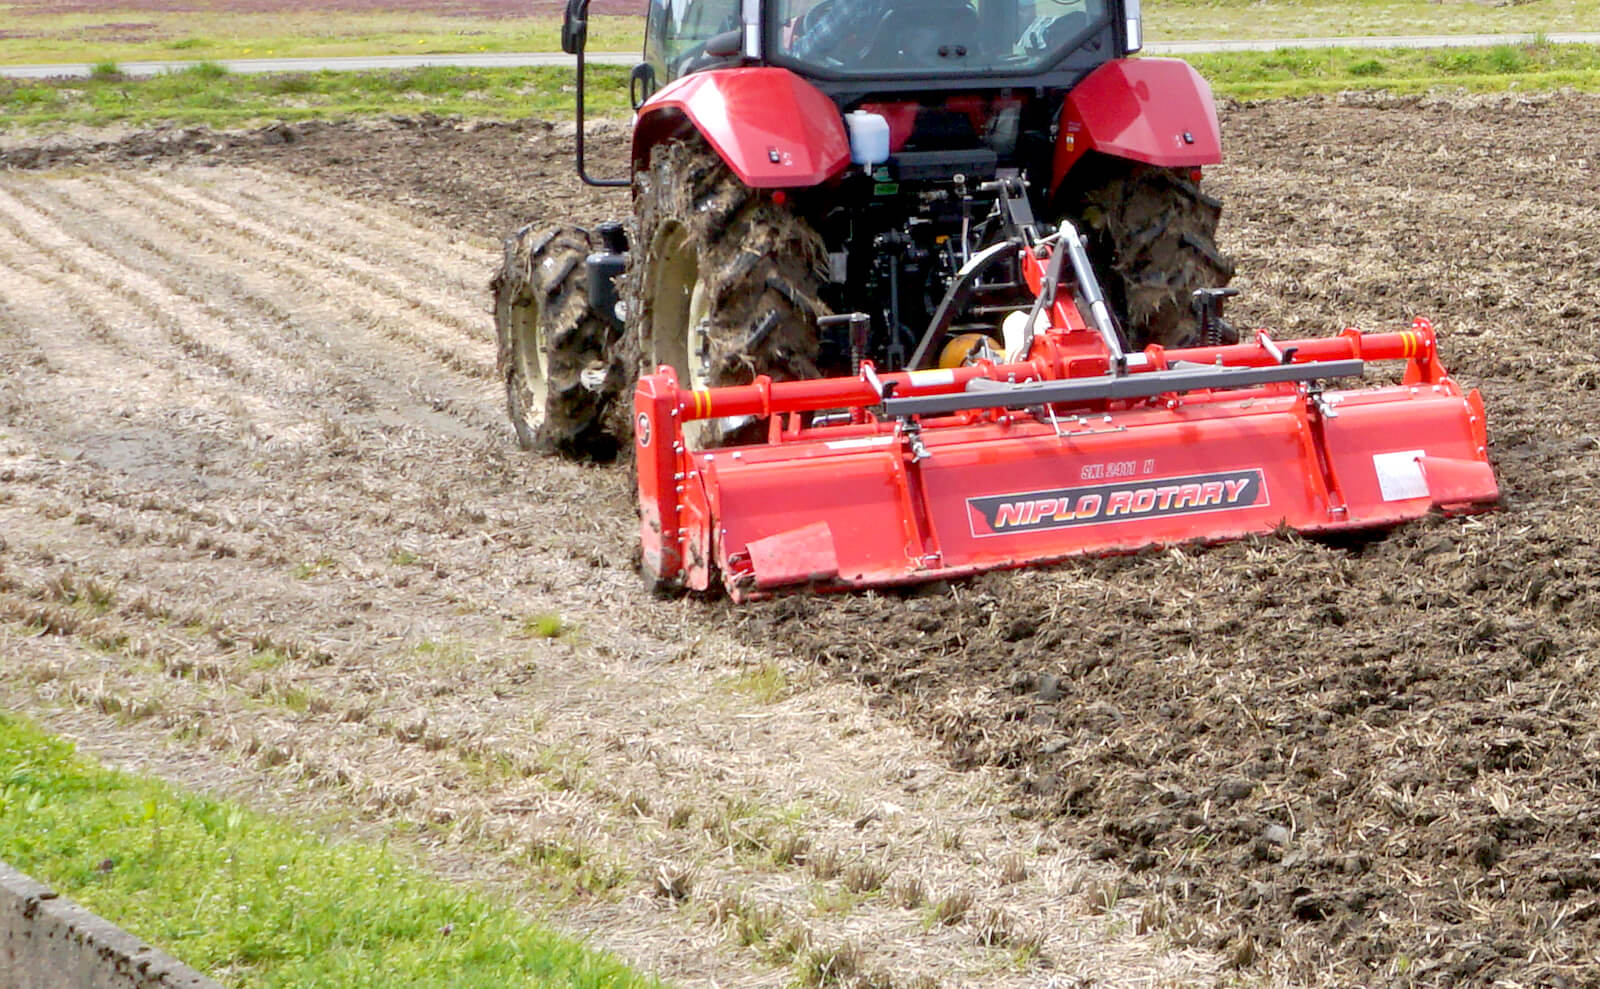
top-left (491, 224), bottom-right (621, 459)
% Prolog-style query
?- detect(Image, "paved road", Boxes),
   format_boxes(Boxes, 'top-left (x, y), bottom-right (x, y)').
top-left (2, 32), bottom-right (1595, 79)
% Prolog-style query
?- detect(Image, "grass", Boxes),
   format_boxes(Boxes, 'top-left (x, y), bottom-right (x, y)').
top-left (0, 62), bottom-right (632, 131)
top-left (0, 710), bottom-right (663, 989)
top-left (0, 61), bottom-right (633, 129)
top-left (2, 35), bottom-right (1595, 134)
top-left (1143, 0), bottom-right (1594, 42)
top-left (518, 613), bottom-right (567, 638)
top-left (0, 11), bottom-right (643, 66)
top-left (289, 555), bottom-right (336, 579)
top-left (413, 636), bottom-right (476, 665)
top-left (715, 661), bottom-right (789, 704)
top-left (1186, 39), bottom-right (1600, 98)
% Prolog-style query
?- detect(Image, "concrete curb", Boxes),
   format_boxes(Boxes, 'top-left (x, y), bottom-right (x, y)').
top-left (0, 860), bottom-right (222, 989)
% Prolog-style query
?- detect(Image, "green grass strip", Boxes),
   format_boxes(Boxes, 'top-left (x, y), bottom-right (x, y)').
top-left (0, 13), bottom-right (644, 67)
top-left (3, 40), bottom-right (1597, 134)
top-left (0, 711), bottom-right (663, 989)
top-left (1188, 40), bottom-right (1600, 98)
top-left (0, 63), bottom-right (634, 131)
top-left (1143, 0), bottom-right (1594, 43)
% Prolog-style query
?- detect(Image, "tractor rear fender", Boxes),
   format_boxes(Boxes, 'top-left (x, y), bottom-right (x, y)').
top-left (632, 67), bottom-right (852, 189)
top-left (1050, 58), bottom-right (1222, 196)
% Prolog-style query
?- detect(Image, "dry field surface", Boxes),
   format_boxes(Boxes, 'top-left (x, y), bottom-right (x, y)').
top-left (2, 93), bottom-right (1599, 988)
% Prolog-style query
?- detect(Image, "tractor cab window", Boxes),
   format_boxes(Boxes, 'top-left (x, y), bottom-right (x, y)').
top-left (769, 0), bottom-right (1109, 77)
top-left (644, 0), bottom-right (743, 82)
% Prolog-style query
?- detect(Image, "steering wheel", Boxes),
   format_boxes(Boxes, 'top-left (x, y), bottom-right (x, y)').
top-left (788, 0), bottom-right (862, 65)
top-left (792, 0), bottom-right (836, 38)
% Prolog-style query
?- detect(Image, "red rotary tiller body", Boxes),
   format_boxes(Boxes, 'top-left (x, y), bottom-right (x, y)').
top-left (634, 232), bottom-right (1497, 601)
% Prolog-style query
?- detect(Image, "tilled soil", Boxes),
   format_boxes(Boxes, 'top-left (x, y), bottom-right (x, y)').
top-left (2, 91), bottom-right (1599, 988)
top-left (745, 92), bottom-right (1600, 986)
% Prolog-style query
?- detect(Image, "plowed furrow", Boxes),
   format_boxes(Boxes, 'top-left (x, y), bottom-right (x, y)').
top-left (59, 170), bottom-right (507, 439)
top-left (115, 171), bottom-right (490, 348)
top-left (0, 179), bottom-right (313, 418)
top-left (216, 166), bottom-right (493, 295)
top-left (0, 295), bottom-right (60, 381)
top-left (6, 172), bottom-right (502, 442)
top-left (0, 227), bottom-right (243, 436)
top-left (86, 172), bottom-right (497, 395)
top-left (226, 166), bottom-right (493, 273)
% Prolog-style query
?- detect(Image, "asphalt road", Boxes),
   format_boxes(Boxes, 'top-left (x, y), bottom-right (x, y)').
top-left (2, 32), bottom-right (1596, 79)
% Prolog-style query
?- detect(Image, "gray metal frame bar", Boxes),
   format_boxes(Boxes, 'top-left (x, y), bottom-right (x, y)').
top-left (881, 359), bottom-right (1366, 418)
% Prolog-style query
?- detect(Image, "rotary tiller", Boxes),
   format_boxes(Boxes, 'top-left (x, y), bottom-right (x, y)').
top-left (634, 220), bottom-right (1498, 601)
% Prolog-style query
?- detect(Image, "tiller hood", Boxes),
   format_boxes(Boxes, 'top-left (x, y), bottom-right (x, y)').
top-left (634, 225), bottom-right (1497, 601)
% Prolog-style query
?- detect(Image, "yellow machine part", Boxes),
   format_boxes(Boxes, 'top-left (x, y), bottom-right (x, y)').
top-left (938, 333), bottom-right (1003, 369)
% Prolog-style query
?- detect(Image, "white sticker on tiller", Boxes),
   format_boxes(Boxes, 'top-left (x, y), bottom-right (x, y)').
top-left (824, 436), bottom-right (893, 451)
top-left (1373, 450), bottom-right (1429, 501)
top-left (906, 369), bottom-right (957, 389)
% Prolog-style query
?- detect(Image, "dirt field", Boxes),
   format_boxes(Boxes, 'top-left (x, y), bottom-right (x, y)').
top-left (2, 92), bottom-right (1598, 988)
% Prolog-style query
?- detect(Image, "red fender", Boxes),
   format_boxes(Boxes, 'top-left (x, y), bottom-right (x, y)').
top-left (633, 68), bottom-right (852, 189)
top-left (1050, 58), bottom-right (1222, 195)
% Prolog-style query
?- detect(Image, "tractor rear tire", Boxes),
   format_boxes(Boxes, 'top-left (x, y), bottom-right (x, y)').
top-left (491, 223), bottom-right (622, 460)
top-left (623, 139), bottom-right (828, 447)
top-left (1071, 163), bottom-right (1236, 349)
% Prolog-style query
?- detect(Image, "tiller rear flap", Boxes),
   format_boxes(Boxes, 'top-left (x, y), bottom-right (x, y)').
top-left (634, 223), bottom-right (1497, 601)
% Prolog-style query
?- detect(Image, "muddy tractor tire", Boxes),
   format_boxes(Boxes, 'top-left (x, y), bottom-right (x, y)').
top-left (491, 223), bottom-right (622, 460)
top-left (623, 139), bottom-right (829, 448)
top-left (1069, 163), bottom-right (1236, 349)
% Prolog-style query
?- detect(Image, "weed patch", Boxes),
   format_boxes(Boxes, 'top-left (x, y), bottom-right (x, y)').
top-left (715, 661), bottom-right (788, 703)
top-left (519, 612), bottom-right (566, 638)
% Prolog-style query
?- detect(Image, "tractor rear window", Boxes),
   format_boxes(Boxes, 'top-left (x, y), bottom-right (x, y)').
top-left (769, 0), bottom-right (1109, 77)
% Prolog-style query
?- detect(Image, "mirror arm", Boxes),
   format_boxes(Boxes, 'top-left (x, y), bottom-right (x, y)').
top-left (574, 42), bottom-right (629, 188)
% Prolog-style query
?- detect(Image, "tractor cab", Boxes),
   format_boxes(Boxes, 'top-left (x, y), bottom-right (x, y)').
top-left (631, 0), bottom-right (1141, 102)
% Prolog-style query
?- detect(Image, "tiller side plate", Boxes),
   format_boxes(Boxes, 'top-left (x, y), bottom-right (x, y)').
top-left (634, 247), bottom-right (1498, 601)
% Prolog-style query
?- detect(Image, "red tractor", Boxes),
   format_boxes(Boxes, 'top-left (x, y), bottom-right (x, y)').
top-left (494, 0), bottom-right (1497, 597)
top-left (494, 0), bottom-right (1234, 458)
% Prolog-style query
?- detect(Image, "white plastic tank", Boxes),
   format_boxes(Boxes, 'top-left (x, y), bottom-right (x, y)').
top-left (846, 110), bottom-right (890, 168)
